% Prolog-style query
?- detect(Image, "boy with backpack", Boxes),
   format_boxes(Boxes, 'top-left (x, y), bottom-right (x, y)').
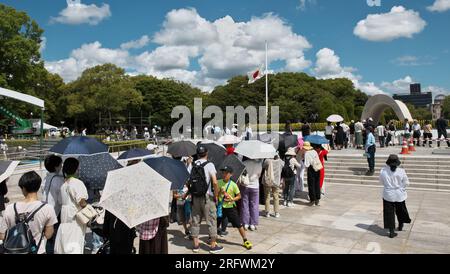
top-left (185, 145), bottom-right (223, 253)
top-left (216, 166), bottom-right (252, 250)
top-left (0, 171), bottom-right (57, 254)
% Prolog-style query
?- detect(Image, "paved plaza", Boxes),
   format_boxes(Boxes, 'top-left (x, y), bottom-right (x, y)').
top-left (165, 184), bottom-right (450, 254)
top-left (4, 148), bottom-right (450, 254)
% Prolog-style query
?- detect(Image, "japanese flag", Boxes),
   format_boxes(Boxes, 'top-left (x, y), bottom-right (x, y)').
top-left (247, 66), bottom-right (265, 84)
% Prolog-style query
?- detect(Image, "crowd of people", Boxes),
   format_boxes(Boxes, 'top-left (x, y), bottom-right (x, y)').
top-left (1, 115), bottom-right (447, 254)
top-left (323, 115), bottom-right (450, 150)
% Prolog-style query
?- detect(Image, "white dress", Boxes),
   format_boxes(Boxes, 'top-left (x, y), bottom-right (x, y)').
top-left (54, 177), bottom-right (89, 254)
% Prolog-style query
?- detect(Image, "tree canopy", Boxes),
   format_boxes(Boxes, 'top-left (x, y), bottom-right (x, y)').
top-left (1, 3), bottom-right (445, 134)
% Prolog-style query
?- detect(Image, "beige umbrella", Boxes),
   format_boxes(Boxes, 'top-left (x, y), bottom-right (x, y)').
top-left (99, 162), bottom-right (171, 228)
top-left (218, 135), bottom-right (242, 145)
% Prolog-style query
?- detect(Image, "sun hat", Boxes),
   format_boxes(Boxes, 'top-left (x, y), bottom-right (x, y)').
top-left (285, 147), bottom-right (297, 156)
top-left (386, 154), bottom-right (401, 166)
top-left (303, 142), bottom-right (313, 151)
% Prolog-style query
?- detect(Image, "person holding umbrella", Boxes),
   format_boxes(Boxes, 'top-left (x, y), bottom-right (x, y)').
top-left (303, 142), bottom-right (323, 206)
top-left (380, 155), bottom-right (411, 238)
top-left (240, 157), bottom-right (263, 231)
top-left (54, 158), bottom-right (89, 254)
top-left (186, 146), bottom-right (223, 253)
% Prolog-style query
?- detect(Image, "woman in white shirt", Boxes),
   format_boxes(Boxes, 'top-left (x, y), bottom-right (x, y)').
top-left (379, 155), bottom-right (411, 238)
top-left (240, 158), bottom-right (262, 231)
top-left (324, 122), bottom-right (334, 149)
top-left (303, 142), bottom-right (323, 206)
top-left (54, 158), bottom-right (89, 254)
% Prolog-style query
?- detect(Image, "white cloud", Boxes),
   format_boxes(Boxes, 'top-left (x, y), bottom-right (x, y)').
top-left (296, 0), bottom-right (316, 11)
top-left (381, 76), bottom-right (414, 94)
top-left (45, 42), bottom-right (131, 82)
top-left (381, 76), bottom-right (450, 97)
top-left (39, 37), bottom-right (47, 53)
top-left (120, 35), bottom-right (150, 50)
top-left (427, 0), bottom-right (450, 12)
top-left (46, 8), bottom-right (313, 92)
top-left (354, 6), bottom-right (426, 42)
top-left (391, 55), bottom-right (435, 66)
top-left (313, 48), bottom-right (385, 95)
top-left (51, 0), bottom-right (111, 25)
top-left (427, 86), bottom-right (450, 96)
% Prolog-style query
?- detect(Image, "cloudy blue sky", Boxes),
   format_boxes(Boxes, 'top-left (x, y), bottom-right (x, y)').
top-left (3, 0), bottom-right (450, 96)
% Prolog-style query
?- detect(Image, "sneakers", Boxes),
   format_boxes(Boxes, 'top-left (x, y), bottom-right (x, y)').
top-left (193, 245), bottom-right (200, 253)
top-left (244, 224), bottom-right (249, 230)
top-left (218, 230), bottom-right (229, 237)
top-left (264, 211), bottom-right (270, 218)
top-left (315, 200), bottom-right (320, 206)
top-left (288, 202), bottom-right (295, 208)
top-left (243, 240), bottom-right (253, 250)
top-left (209, 245), bottom-right (224, 254)
top-left (249, 225), bottom-right (257, 231)
top-left (272, 213), bottom-right (280, 218)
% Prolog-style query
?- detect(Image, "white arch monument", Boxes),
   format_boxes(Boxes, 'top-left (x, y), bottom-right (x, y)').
top-left (361, 94), bottom-right (413, 124)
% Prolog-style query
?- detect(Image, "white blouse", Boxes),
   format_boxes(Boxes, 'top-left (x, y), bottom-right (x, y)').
top-left (379, 166), bottom-right (409, 202)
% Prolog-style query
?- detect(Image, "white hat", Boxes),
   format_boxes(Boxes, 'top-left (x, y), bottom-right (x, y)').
top-left (285, 147), bottom-right (297, 156)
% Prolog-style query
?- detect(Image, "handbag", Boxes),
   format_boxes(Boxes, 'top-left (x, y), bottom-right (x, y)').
top-left (67, 187), bottom-right (99, 225)
top-left (240, 171), bottom-right (250, 187)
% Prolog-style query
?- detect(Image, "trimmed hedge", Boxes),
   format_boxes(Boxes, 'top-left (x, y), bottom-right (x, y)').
top-left (105, 140), bottom-right (153, 153)
top-left (5, 140), bottom-right (38, 148)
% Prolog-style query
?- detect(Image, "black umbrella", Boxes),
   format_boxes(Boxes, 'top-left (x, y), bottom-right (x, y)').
top-left (117, 148), bottom-right (153, 160)
top-left (279, 133), bottom-right (298, 151)
top-left (0, 161), bottom-right (19, 182)
top-left (197, 142), bottom-right (227, 171)
top-left (167, 141), bottom-right (197, 158)
top-left (217, 154), bottom-right (245, 183)
top-left (144, 157), bottom-right (190, 190)
top-left (50, 136), bottom-right (108, 155)
top-left (78, 153), bottom-right (123, 190)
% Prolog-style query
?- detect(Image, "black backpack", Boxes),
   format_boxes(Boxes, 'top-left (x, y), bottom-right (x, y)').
top-left (2, 203), bottom-right (46, 254)
top-left (281, 158), bottom-right (295, 179)
top-left (187, 161), bottom-right (211, 197)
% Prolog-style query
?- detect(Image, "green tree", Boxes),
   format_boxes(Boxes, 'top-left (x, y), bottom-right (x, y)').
top-left (133, 75), bottom-right (204, 130)
top-left (65, 64), bottom-right (143, 131)
top-left (442, 96), bottom-right (450, 118)
top-left (0, 4), bottom-right (44, 91)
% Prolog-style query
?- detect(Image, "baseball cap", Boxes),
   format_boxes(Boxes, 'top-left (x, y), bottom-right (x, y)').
top-left (220, 165), bottom-right (234, 173)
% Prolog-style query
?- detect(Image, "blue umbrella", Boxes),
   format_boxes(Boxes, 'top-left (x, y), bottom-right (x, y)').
top-left (143, 157), bottom-right (189, 190)
top-left (304, 135), bottom-right (329, 145)
top-left (117, 148), bottom-right (153, 160)
top-left (50, 136), bottom-right (108, 155)
top-left (78, 153), bottom-right (123, 190)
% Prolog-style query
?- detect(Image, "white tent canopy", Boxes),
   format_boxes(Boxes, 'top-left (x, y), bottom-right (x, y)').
top-left (0, 87), bottom-right (45, 109)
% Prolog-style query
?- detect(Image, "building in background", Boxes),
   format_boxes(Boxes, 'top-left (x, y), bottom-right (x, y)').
top-left (431, 94), bottom-right (446, 120)
top-left (393, 83), bottom-right (433, 108)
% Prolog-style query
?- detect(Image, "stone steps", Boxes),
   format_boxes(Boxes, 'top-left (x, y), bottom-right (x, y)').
top-left (325, 162), bottom-right (450, 171)
top-left (321, 169), bottom-right (450, 180)
top-left (308, 154), bottom-right (450, 192)
top-left (319, 178), bottom-right (450, 191)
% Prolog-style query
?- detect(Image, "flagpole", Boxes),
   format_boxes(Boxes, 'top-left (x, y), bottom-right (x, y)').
top-left (265, 41), bottom-right (269, 120)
